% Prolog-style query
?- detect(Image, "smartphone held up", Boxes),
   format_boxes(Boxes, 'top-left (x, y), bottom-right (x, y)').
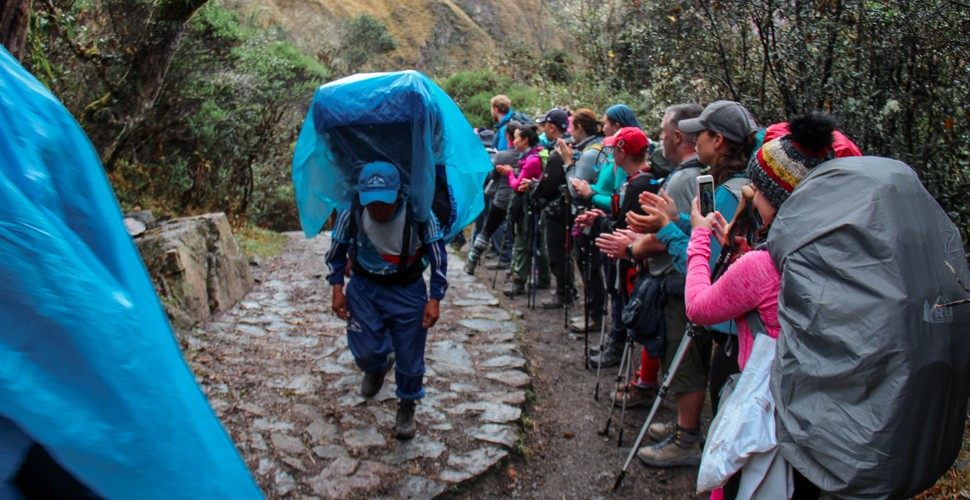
top-left (697, 175), bottom-right (716, 216)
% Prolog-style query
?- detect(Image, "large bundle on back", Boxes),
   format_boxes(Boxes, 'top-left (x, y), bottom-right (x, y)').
top-left (292, 71), bottom-right (491, 241)
top-left (768, 156), bottom-right (970, 498)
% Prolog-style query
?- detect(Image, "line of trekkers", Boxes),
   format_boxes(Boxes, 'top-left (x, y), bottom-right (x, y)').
top-left (463, 95), bottom-right (970, 498)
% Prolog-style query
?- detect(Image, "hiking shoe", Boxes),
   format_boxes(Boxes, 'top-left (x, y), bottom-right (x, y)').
top-left (613, 382), bottom-right (658, 408)
top-left (589, 346), bottom-right (623, 368)
top-left (394, 399), bottom-right (417, 440)
top-left (541, 294), bottom-right (574, 309)
top-left (503, 282), bottom-right (526, 297)
top-left (463, 259), bottom-right (477, 275)
top-left (360, 354), bottom-right (394, 398)
top-left (637, 427), bottom-right (702, 467)
top-left (648, 421), bottom-right (676, 442)
top-left (570, 316), bottom-right (602, 333)
top-left (485, 261), bottom-right (511, 270)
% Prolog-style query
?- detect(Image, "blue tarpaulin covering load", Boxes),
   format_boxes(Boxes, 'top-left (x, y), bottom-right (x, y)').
top-left (0, 47), bottom-right (261, 498)
top-left (292, 70), bottom-right (491, 241)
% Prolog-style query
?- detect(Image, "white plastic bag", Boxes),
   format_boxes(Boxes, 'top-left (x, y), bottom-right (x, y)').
top-left (697, 334), bottom-right (778, 492)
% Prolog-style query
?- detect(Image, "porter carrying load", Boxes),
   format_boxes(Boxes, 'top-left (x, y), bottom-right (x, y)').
top-left (292, 70), bottom-right (491, 240)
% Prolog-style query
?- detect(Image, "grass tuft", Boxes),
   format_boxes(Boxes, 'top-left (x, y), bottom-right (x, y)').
top-left (235, 225), bottom-right (289, 258)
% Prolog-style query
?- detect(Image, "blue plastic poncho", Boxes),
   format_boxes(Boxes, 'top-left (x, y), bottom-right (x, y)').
top-left (292, 71), bottom-right (491, 241)
top-left (0, 48), bottom-right (260, 498)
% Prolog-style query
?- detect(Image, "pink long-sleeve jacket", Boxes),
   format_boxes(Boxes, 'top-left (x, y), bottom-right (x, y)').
top-left (684, 227), bottom-right (781, 370)
top-left (507, 147), bottom-right (543, 191)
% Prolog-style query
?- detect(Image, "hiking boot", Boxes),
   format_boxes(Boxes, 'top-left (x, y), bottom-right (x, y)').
top-left (503, 282), bottom-right (526, 297)
top-left (463, 259), bottom-right (478, 275)
top-left (541, 294), bottom-right (574, 309)
top-left (612, 382), bottom-right (658, 408)
top-left (485, 260), bottom-right (511, 270)
top-left (394, 399), bottom-right (417, 440)
top-left (637, 426), bottom-right (702, 467)
top-left (570, 316), bottom-right (602, 333)
top-left (360, 354), bottom-right (395, 398)
top-left (648, 421), bottom-right (676, 442)
top-left (589, 345), bottom-right (623, 368)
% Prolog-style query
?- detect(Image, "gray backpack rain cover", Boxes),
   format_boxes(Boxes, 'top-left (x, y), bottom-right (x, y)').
top-left (767, 156), bottom-right (970, 498)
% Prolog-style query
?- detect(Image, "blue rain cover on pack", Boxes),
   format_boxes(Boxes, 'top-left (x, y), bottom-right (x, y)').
top-left (0, 48), bottom-right (260, 498)
top-left (292, 70), bottom-right (491, 241)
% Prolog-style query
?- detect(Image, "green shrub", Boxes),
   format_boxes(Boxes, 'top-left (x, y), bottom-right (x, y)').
top-left (441, 70), bottom-right (541, 127)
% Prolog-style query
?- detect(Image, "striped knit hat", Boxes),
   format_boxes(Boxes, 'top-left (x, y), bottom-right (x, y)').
top-left (747, 112), bottom-right (837, 209)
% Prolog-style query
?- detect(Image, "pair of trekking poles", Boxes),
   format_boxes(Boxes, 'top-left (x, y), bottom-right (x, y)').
top-left (487, 190), bottom-right (541, 311)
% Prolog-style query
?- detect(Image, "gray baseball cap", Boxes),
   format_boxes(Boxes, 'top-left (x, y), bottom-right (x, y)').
top-left (678, 100), bottom-right (757, 143)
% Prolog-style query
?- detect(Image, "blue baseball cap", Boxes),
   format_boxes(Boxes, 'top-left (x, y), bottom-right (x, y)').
top-left (357, 161), bottom-right (401, 206)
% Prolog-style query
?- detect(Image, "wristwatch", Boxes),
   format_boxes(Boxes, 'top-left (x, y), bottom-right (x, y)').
top-left (625, 243), bottom-right (635, 260)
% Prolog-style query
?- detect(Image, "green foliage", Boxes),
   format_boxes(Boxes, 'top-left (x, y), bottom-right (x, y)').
top-left (135, 3), bottom-right (327, 227)
top-left (331, 14), bottom-right (398, 74)
top-left (234, 225), bottom-right (289, 258)
top-left (28, 0), bottom-right (331, 229)
top-left (546, 0), bottom-right (970, 249)
top-left (441, 70), bottom-right (541, 127)
top-left (538, 49), bottom-right (573, 85)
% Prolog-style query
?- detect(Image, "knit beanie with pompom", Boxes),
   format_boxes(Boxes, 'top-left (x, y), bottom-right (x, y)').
top-left (747, 112), bottom-right (838, 209)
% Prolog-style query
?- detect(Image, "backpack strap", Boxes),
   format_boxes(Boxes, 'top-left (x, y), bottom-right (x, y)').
top-left (722, 176), bottom-right (749, 201)
top-left (746, 310), bottom-right (767, 338)
top-left (397, 209), bottom-right (413, 276)
top-left (349, 198), bottom-right (418, 276)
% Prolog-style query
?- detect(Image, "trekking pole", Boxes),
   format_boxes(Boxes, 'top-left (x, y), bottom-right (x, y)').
top-left (492, 217), bottom-right (513, 289)
top-left (616, 334), bottom-right (637, 447)
top-left (598, 332), bottom-right (633, 438)
top-left (560, 187), bottom-right (573, 330)
top-left (593, 257), bottom-right (617, 400)
top-left (593, 287), bottom-right (611, 401)
top-left (613, 325), bottom-right (700, 492)
top-left (529, 198), bottom-right (540, 309)
top-left (581, 225), bottom-right (592, 369)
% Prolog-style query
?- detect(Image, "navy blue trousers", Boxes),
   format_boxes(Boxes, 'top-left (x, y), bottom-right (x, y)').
top-left (345, 275), bottom-right (429, 400)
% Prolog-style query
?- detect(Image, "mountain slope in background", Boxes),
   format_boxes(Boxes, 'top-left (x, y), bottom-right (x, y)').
top-left (220, 0), bottom-right (560, 76)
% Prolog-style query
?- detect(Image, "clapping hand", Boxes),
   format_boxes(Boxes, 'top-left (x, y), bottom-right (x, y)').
top-left (626, 191), bottom-right (672, 233)
top-left (575, 208), bottom-right (605, 227)
top-left (570, 178), bottom-right (593, 199)
top-left (595, 229), bottom-right (638, 259)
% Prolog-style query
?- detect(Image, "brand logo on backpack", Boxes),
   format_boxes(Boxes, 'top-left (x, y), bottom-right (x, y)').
top-left (923, 296), bottom-right (954, 324)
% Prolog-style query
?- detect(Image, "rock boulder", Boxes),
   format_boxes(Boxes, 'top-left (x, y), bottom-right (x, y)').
top-left (135, 213), bottom-right (253, 334)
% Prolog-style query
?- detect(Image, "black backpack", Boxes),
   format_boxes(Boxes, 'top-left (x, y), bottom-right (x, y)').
top-left (621, 273), bottom-right (667, 358)
top-left (509, 110), bottom-right (534, 126)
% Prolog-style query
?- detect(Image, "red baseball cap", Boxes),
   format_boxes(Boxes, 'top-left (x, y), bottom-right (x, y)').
top-left (603, 127), bottom-right (649, 156)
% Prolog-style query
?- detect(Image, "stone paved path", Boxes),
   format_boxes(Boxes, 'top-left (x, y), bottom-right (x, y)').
top-left (185, 232), bottom-right (528, 499)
